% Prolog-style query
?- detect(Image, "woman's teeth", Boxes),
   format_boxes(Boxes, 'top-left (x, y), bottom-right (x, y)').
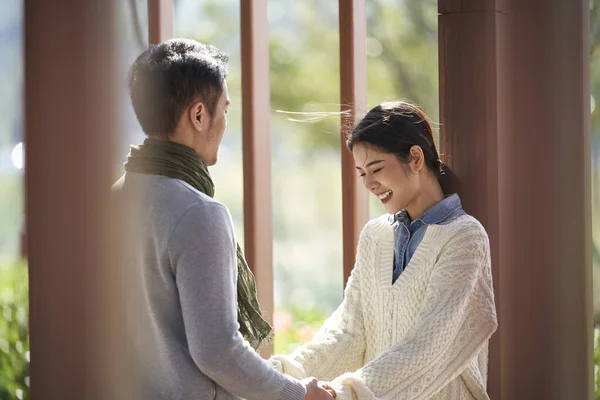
top-left (378, 190), bottom-right (392, 200)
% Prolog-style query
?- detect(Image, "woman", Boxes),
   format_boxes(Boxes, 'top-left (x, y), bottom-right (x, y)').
top-left (271, 101), bottom-right (498, 400)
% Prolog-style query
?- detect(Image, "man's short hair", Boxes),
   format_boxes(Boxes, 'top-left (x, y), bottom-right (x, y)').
top-left (128, 39), bottom-right (228, 138)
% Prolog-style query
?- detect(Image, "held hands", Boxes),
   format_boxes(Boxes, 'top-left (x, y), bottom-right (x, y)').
top-left (319, 382), bottom-right (337, 398)
top-left (302, 378), bottom-right (336, 400)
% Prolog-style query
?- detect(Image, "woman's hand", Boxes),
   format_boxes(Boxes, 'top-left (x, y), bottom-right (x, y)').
top-left (302, 378), bottom-right (335, 400)
top-left (320, 381), bottom-right (356, 400)
top-left (319, 382), bottom-right (337, 398)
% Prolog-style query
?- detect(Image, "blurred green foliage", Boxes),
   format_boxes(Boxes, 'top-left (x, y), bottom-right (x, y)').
top-left (273, 305), bottom-right (330, 355)
top-left (0, 261), bottom-right (28, 400)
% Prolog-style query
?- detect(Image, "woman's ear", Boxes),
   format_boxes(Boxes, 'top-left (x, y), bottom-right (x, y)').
top-left (409, 145), bottom-right (426, 172)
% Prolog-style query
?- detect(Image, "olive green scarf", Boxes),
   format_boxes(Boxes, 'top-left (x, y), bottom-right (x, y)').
top-left (124, 138), bottom-right (274, 349)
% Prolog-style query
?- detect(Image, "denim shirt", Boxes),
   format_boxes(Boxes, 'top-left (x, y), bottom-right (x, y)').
top-left (392, 194), bottom-right (466, 284)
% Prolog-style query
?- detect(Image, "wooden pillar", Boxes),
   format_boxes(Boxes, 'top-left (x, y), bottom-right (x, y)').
top-left (25, 1), bottom-right (122, 398)
top-left (240, 0), bottom-right (274, 357)
top-left (496, 1), bottom-right (592, 398)
top-left (440, 0), bottom-right (593, 398)
top-left (339, 0), bottom-right (369, 286)
top-left (438, 1), bottom-right (501, 397)
top-left (148, 0), bottom-right (173, 45)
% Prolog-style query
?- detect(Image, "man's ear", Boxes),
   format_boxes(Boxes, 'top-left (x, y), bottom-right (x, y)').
top-left (188, 101), bottom-right (205, 132)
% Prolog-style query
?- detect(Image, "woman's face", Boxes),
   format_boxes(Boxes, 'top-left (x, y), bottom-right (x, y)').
top-left (352, 143), bottom-right (420, 215)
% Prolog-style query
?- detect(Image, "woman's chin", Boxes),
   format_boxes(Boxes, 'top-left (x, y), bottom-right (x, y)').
top-left (384, 203), bottom-right (402, 215)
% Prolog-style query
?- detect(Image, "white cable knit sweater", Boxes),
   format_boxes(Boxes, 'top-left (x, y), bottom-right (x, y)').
top-left (271, 214), bottom-right (498, 400)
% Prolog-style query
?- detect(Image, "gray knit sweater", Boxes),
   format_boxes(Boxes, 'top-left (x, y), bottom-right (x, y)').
top-left (112, 172), bottom-right (306, 400)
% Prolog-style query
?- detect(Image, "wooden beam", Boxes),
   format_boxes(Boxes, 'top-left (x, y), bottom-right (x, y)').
top-left (438, 0), bottom-right (496, 14)
top-left (441, 0), bottom-right (594, 398)
top-left (339, 0), bottom-right (369, 287)
top-left (148, 0), bottom-right (173, 45)
top-left (438, 4), bottom-right (501, 397)
top-left (496, 0), bottom-right (592, 397)
top-left (25, 1), bottom-right (123, 398)
top-left (240, 0), bottom-right (274, 357)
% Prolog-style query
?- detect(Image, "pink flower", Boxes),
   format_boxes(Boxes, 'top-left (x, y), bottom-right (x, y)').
top-left (273, 310), bottom-right (293, 332)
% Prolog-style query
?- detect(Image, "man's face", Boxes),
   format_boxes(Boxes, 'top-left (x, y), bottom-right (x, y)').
top-left (196, 81), bottom-right (230, 166)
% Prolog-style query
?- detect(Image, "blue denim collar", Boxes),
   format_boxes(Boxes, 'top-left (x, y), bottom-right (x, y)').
top-left (393, 193), bottom-right (463, 227)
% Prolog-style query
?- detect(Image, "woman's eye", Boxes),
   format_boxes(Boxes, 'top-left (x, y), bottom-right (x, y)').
top-left (359, 172), bottom-right (366, 178)
top-left (373, 168), bottom-right (383, 174)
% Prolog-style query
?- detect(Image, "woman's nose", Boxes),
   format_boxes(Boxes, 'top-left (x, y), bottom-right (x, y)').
top-left (364, 175), bottom-right (379, 192)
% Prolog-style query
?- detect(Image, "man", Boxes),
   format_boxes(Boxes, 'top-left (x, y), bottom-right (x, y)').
top-left (112, 39), bottom-right (333, 399)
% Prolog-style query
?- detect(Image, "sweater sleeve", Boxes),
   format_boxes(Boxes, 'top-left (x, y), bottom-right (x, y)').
top-left (168, 202), bottom-right (306, 400)
top-left (269, 226), bottom-right (369, 381)
top-left (332, 224), bottom-right (498, 400)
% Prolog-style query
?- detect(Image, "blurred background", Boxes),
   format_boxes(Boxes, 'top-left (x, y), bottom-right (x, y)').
top-left (0, 0), bottom-right (599, 399)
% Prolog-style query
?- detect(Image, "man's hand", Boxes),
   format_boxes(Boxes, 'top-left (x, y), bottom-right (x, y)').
top-left (302, 378), bottom-right (334, 400)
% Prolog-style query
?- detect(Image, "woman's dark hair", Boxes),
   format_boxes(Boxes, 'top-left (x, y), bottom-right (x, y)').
top-left (128, 38), bottom-right (228, 138)
top-left (346, 101), bottom-right (459, 195)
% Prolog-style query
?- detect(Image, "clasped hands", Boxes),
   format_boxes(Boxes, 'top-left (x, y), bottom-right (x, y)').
top-left (302, 377), bottom-right (337, 399)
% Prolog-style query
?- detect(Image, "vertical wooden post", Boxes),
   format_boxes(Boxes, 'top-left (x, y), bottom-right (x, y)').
top-left (148, 0), bottom-right (173, 45)
top-left (339, 0), bottom-right (369, 287)
top-left (240, 0), bottom-right (274, 357)
top-left (25, 0), bottom-right (121, 398)
top-left (438, 1), bottom-right (501, 397)
top-left (496, 1), bottom-right (593, 398)
top-left (440, 0), bottom-right (593, 398)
